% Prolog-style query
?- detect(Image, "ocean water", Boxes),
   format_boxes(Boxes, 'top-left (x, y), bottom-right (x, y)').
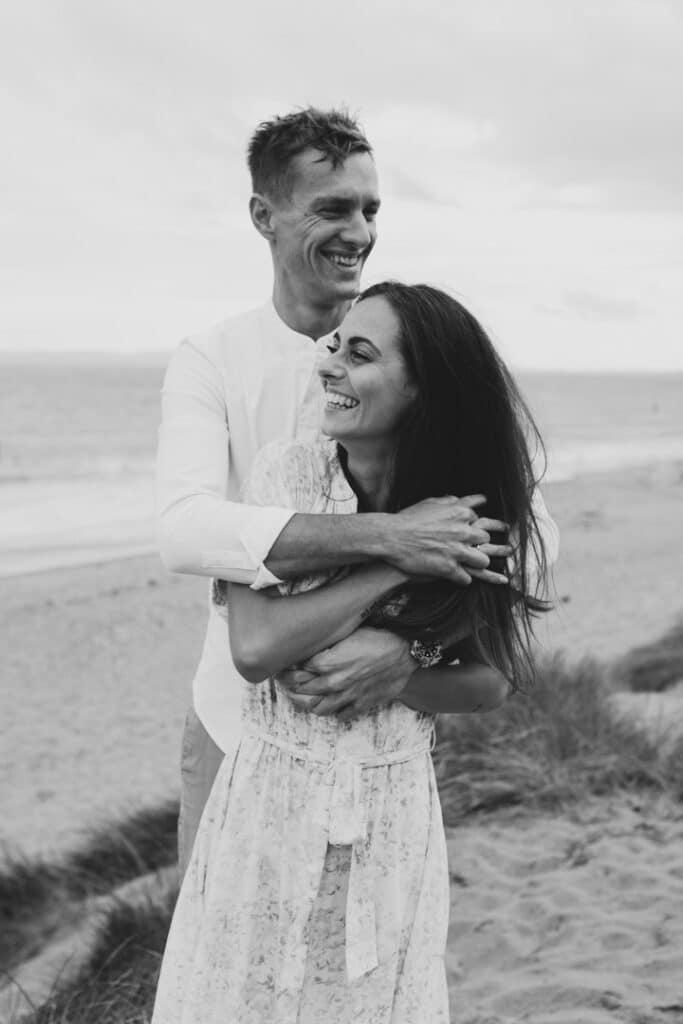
top-left (1, 356), bottom-right (682, 576)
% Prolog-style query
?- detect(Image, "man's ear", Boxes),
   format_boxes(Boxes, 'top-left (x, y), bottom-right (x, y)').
top-left (249, 193), bottom-right (276, 241)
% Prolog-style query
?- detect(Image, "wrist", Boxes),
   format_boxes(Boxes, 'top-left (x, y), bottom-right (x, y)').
top-left (362, 512), bottom-right (401, 564)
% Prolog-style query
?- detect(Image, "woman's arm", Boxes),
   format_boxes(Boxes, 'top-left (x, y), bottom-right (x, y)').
top-left (400, 660), bottom-right (511, 714)
top-left (227, 563), bottom-right (408, 683)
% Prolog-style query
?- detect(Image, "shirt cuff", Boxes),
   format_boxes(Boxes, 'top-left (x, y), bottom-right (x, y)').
top-left (240, 506), bottom-right (295, 590)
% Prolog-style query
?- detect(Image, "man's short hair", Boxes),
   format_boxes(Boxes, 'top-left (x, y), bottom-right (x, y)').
top-left (247, 107), bottom-right (373, 201)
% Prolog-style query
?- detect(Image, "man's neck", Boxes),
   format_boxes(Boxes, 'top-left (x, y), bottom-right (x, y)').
top-left (272, 281), bottom-right (353, 340)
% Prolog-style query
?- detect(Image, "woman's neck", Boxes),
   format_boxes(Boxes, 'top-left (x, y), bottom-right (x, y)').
top-left (340, 440), bottom-right (394, 512)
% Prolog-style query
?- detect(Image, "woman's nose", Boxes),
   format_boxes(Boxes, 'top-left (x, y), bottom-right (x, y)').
top-left (318, 350), bottom-right (346, 383)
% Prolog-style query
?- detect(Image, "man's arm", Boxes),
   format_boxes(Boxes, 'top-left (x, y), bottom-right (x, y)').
top-left (156, 340), bottom-right (507, 587)
top-left (156, 339), bottom-right (294, 585)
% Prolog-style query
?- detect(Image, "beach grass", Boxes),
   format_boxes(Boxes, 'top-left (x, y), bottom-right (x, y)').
top-left (0, 802), bottom-right (178, 972)
top-left (609, 616), bottom-right (683, 693)
top-left (434, 648), bottom-right (683, 824)
top-left (24, 891), bottom-right (176, 1024)
top-left (4, 621), bottom-right (683, 1023)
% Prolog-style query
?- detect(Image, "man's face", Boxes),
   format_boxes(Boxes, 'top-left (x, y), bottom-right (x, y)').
top-left (269, 148), bottom-right (380, 307)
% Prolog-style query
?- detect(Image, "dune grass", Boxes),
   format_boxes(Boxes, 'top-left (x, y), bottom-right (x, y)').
top-left (609, 617), bottom-right (683, 693)
top-left (26, 891), bottom-right (177, 1024)
top-left (434, 650), bottom-right (683, 825)
top-left (0, 802), bottom-right (178, 971)
top-left (4, 620), bottom-right (683, 1023)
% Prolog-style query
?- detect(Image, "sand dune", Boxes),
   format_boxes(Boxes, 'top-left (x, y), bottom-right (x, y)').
top-left (446, 797), bottom-right (683, 1023)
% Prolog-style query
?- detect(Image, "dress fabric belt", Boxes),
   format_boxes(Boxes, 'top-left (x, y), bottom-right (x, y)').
top-left (241, 725), bottom-right (435, 982)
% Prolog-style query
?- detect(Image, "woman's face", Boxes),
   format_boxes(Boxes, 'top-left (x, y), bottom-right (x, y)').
top-left (318, 295), bottom-right (417, 447)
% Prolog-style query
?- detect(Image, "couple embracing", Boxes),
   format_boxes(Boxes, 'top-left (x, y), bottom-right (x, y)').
top-left (153, 108), bottom-right (558, 1023)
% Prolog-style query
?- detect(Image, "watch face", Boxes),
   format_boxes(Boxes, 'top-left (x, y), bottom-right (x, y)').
top-left (410, 640), bottom-right (443, 668)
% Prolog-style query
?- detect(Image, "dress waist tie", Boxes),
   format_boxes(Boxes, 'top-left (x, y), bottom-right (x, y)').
top-left (242, 725), bottom-right (435, 982)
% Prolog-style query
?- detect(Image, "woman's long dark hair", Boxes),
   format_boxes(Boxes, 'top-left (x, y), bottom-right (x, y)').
top-left (349, 282), bottom-right (552, 690)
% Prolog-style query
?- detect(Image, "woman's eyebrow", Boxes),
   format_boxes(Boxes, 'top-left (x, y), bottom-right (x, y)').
top-left (348, 335), bottom-right (382, 355)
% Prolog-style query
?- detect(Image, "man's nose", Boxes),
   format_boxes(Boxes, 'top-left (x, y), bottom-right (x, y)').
top-left (340, 210), bottom-right (373, 249)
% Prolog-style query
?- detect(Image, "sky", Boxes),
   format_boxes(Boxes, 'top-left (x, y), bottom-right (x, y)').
top-left (1, 0), bottom-right (682, 370)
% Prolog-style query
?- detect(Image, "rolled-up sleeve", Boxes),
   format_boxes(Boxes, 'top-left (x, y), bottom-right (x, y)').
top-left (155, 340), bottom-right (294, 587)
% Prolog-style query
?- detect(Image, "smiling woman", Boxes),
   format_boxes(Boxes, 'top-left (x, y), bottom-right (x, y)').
top-left (152, 280), bottom-right (557, 1024)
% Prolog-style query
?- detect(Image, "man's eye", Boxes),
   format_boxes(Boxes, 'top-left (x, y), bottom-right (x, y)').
top-left (326, 344), bottom-right (339, 353)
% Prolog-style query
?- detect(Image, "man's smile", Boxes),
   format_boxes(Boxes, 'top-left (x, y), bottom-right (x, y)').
top-left (321, 250), bottom-right (365, 271)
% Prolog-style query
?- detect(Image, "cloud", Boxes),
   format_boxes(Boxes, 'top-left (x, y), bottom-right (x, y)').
top-left (562, 290), bottom-right (649, 322)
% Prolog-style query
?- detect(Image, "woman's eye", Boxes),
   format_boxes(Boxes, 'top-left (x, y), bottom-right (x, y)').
top-left (350, 350), bottom-right (369, 362)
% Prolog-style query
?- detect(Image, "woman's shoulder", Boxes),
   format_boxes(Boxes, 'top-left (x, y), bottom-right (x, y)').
top-left (244, 438), bottom-right (349, 513)
top-left (250, 438), bottom-right (332, 487)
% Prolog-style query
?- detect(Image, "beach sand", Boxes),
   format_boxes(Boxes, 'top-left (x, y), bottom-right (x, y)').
top-left (3, 459), bottom-right (683, 1021)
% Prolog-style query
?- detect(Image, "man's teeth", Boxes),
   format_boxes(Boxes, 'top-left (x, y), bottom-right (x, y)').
top-left (327, 253), bottom-right (361, 267)
top-left (326, 392), bottom-right (359, 409)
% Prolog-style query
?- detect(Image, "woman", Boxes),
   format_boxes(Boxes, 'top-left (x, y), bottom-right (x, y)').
top-left (152, 283), bottom-right (553, 1024)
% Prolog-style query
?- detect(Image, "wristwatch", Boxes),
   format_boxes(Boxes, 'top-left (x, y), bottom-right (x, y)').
top-left (409, 639), bottom-right (443, 668)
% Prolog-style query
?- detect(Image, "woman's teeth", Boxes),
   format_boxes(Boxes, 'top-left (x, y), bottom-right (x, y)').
top-left (326, 392), bottom-right (359, 409)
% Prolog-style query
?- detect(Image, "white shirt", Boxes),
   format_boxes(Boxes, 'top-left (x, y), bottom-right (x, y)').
top-left (156, 302), bottom-right (325, 749)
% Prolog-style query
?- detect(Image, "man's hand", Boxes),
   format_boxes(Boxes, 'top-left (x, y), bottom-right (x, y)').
top-left (388, 495), bottom-right (511, 586)
top-left (276, 627), bottom-right (415, 722)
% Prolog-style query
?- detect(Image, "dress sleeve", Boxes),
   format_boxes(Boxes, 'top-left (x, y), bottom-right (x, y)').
top-left (242, 442), bottom-right (346, 597)
top-left (242, 440), bottom-right (326, 513)
top-left (155, 339), bottom-right (294, 589)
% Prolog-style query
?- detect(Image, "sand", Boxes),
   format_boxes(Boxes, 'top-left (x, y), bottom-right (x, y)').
top-left (3, 459), bottom-right (683, 1021)
top-left (447, 797), bottom-right (683, 1024)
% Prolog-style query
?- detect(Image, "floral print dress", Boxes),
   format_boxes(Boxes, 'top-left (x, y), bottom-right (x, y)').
top-left (152, 439), bottom-right (451, 1024)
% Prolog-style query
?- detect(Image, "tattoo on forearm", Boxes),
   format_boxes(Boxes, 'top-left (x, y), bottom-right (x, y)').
top-left (360, 599), bottom-right (382, 622)
top-left (471, 702), bottom-right (483, 712)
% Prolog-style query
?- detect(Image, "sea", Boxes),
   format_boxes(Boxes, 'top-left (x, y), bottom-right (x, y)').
top-left (2, 355), bottom-right (682, 578)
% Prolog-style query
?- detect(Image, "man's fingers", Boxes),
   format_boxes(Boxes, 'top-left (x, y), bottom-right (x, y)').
top-left (474, 517), bottom-right (510, 533)
top-left (285, 692), bottom-right (324, 712)
top-left (446, 565), bottom-right (473, 586)
top-left (457, 494), bottom-right (487, 509)
top-left (311, 692), bottom-right (354, 716)
top-left (294, 673), bottom-right (347, 696)
top-left (456, 543), bottom-right (490, 569)
top-left (469, 567), bottom-right (510, 585)
top-left (477, 543), bottom-right (513, 558)
top-left (276, 668), bottom-right (316, 690)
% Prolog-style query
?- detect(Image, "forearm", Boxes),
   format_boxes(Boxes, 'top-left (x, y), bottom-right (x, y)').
top-left (228, 563), bottom-right (407, 682)
top-left (400, 662), bottom-right (510, 714)
top-left (265, 512), bottom-right (395, 579)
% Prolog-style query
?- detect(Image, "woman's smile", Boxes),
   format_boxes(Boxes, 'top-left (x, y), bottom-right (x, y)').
top-left (324, 386), bottom-right (360, 410)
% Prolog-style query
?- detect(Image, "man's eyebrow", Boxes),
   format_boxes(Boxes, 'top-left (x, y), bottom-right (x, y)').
top-left (313, 195), bottom-right (381, 209)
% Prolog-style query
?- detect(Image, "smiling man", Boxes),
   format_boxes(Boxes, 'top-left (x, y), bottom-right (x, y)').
top-left (156, 108), bottom-right (502, 873)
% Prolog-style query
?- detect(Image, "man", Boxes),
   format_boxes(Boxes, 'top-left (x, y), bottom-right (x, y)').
top-left (156, 108), bottom-right (530, 873)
